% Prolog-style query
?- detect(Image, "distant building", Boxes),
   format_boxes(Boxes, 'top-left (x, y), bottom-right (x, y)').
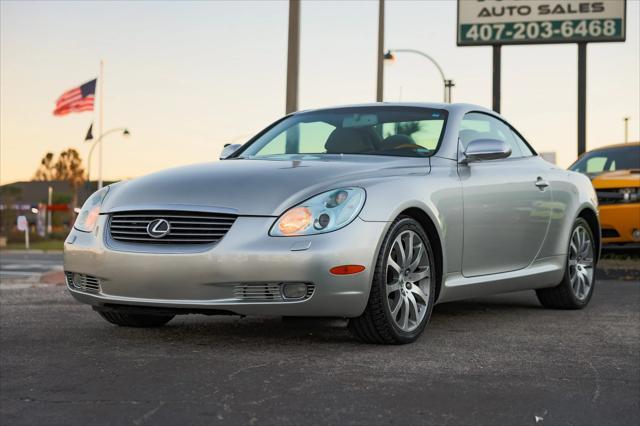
top-left (0, 181), bottom-right (115, 235)
top-left (0, 180), bottom-right (108, 210)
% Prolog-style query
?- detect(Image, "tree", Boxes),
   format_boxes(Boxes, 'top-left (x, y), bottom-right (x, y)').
top-left (0, 185), bottom-right (22, 236)
top-left (33, 152), bottom-right (56, 181)
top-left (54, 149), bottom-right (85, 213)
top-left (32, 149), bottom-right (85, 216)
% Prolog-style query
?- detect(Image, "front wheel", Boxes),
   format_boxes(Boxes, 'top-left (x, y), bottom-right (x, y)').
top-left (349, 216), bottom-right (436, 344)
top-left (536, 217), bottom-right (596, 309)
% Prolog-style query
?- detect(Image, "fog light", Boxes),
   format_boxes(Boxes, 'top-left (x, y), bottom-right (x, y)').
top-left (632, 229), bottom-right (640, 242)
top-left (282, 283), bottom-right (308, 299)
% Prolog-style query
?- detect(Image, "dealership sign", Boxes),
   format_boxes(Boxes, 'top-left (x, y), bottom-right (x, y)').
top-left (457, 0), bottom-right (626, 46)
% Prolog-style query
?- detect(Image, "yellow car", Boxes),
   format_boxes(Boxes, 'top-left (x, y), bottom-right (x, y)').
top-left (570, 142), bottom-right (640, 247)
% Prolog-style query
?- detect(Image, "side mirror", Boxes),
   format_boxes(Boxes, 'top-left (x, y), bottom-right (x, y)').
top-left (462, 139), bottom-right (511, 163)
top-left (219, 143), bottom-right (242, 160)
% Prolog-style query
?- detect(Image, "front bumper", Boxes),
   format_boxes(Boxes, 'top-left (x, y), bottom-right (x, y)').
top-left (64, 215), bottom-right (388, 317)
top-left (599, 203), bottom-right (640, 244)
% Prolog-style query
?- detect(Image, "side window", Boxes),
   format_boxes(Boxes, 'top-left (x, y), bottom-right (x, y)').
top-left (510, 130), bottom-right (535, 157)
top-left (459, 112), bottom-right (524, 159)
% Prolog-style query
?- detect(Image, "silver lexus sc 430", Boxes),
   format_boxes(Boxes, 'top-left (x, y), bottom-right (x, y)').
top-left (64, 103), bottom-right (600, 344)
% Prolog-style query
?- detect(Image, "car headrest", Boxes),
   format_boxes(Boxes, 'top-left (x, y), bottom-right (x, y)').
top-left (325, 128), bottom-right (374, 154)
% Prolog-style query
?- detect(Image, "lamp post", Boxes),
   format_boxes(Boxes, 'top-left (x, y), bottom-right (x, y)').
top-left (384, 49), bottom-right (453, 103)
top-left (85, 127), bottom-right (130, 189)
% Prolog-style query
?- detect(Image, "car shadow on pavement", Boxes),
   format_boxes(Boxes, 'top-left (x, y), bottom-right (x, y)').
top-left (94, 291), bottom-right (545, 346)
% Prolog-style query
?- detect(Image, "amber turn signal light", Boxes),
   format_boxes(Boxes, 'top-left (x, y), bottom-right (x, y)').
top-left (330, 265), bottom-right (366, 275)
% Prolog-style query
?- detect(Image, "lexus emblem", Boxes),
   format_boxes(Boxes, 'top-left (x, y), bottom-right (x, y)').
top-left (147, 219), bottom-right (171, 238)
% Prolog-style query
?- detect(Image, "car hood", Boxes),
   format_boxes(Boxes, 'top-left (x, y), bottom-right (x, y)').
top-left (590, 169), bottom-right (640, 189)
top-left (102, 156), bottom-right (430, 216)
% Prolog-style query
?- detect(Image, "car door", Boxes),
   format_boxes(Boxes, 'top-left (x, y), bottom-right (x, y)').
top-left (458, 112), bottom-right (552, 277)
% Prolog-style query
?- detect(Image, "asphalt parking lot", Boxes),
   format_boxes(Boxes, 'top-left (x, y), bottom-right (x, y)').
top-left (0, 261), bottom-right (638, 426)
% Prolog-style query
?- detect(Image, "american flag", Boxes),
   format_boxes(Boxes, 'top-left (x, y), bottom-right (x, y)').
top-left (53, 78), bottom-right (97, 116)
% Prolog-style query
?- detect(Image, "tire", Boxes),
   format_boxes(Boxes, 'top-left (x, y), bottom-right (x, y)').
top-left (97, 311), bottom-right (174, 327)
top-left (536, 217), bottom-right (596, 309)
top-left (349, 216), bottom-right (436, 344)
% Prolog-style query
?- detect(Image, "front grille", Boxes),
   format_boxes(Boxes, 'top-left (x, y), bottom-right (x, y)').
top-left (597, 190), bottom-right (624, 205)
top-left (596, 189), bottom-right (638, 205)
top-left (65, 271), bottom-right (101, 293)
top-left (602, 228), bottom-right (620, 238)
top-left (233, 283), bottom-right (315, 302)
top-left (108, 211), bottom-right (237, 244)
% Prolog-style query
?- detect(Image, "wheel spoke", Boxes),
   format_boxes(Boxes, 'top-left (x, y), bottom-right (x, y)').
top-left (388, 256), bottom-right (401, 274)
top-left (395, 237), bottom-right (407, 268)
top-left (390, 296), bottom-right (403, 317)
top-left (400, 297), bottom-right (410, 329)
top-left (386, 282), bottom-right (401, 295)
top-left (408, 243), bottom-right (423, 272)
top-left (408, 266), bottom-right (430, 283)
top-left (570, 241), bottom-right (578, 255)
top-left (411, 284), bottom-right (428, 304)
top-left (578, 272), bottom-right (586, 298)
top-left (406, 232), bottom-right (414, 270)
top-left (407, 292), bottom-right (419, 322)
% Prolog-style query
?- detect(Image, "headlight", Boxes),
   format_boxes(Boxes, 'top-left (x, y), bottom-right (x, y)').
top-left (619, 187), bottom-right (638, 203)
top-left (270, 188), bottom-right (366, 236)
top-left (74, 186), bottom-right (110, 232)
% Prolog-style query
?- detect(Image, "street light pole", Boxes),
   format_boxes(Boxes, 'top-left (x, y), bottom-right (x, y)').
top-left (384, 49), bottom-right (452, 103)
top-left (285, 0), bottom-right (300, 114)
top-left (86, 128), bottom-right (130, 187)
top-left (98, 60), bottom-right (104, 189)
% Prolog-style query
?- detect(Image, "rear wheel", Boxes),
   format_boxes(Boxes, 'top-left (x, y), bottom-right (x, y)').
top-left (349, 216), bottom-right (436, 344)
top-left (536, 217), bottom-right (596, 309)
top-left (97, 311), bottom-right (174, 327)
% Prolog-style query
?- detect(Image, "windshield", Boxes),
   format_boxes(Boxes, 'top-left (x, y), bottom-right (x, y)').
top-left (237, 107), bottom-right (448, 159)
top-left (570, 145), bottom-right (640, 175)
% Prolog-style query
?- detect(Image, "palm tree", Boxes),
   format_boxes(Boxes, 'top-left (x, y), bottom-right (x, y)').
top-left (33, 152), bottom-right (56, 181)
top-left (54, 149), bottom-right (85, 214)
top-left (32, 149), bottom-right (86, 219)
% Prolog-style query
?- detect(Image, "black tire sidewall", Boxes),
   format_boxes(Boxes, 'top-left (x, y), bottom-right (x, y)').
top-left (376, 217), bottom-right (436, 343)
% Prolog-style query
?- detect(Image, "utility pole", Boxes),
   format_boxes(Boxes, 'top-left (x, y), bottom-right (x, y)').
top-left (577, 43), bottom-right (587, 156)
top-left (376, 0), bottom-right (385, 102)
top-left (492, 45), bottom-right (501, 113)
top-left (445, 79), bottom-right (455, 103)
top-left (624, 117), bottom-right (630, 143)
top-left (285, 0), bottom-right (300, 114)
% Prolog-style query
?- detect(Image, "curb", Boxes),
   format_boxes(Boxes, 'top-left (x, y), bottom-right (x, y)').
top-left (0, 250), bottom-right (63, 254)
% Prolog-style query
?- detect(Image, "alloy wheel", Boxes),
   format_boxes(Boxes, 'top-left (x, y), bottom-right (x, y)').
top-left (568, 224), bottom-right (594, 301)
top-left (385, 230), bottom-right (431, 332)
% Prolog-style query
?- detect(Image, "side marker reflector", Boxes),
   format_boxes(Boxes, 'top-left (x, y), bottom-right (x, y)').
top-left (330, 265), bottom-right (365, 275)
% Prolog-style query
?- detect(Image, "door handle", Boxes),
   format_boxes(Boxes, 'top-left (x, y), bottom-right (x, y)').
top-left (535, 177), bottom-right (550, 190)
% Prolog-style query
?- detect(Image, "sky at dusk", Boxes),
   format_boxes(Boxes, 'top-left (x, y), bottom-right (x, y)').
top-left (1, 0), bottom-right (639, 185)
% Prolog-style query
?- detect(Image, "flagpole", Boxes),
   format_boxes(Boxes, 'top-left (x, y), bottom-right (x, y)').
top-left (98, 60), bottom-right (104, 189)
